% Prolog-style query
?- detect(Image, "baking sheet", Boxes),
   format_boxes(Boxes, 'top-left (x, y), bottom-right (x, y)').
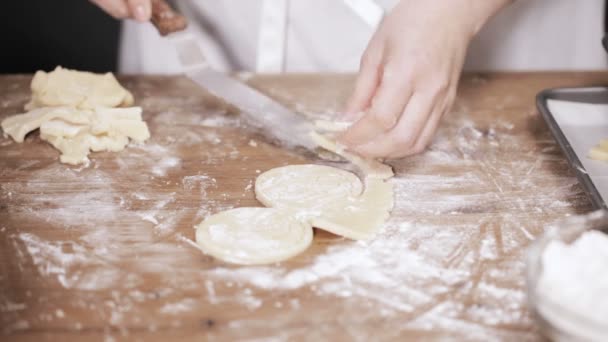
top-left (538, 88), bottom-right (608, 209)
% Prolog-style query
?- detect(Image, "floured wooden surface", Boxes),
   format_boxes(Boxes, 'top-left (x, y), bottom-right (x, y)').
top-left (0, 73), bottom-right (599, 340)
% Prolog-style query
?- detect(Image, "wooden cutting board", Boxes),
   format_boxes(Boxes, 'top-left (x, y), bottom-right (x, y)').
top-left (0, 72), bottom-right (601, 341)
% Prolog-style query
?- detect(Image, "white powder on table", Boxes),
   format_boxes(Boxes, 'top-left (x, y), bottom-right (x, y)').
top-left (536, 230), bottom-right (608, 340)
top-left (0, 77), bottom-right (592, 341)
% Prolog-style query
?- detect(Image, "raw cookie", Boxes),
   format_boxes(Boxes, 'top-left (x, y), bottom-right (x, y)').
top-left (256, 164), bottom-right (394, 240)
top-left (26, 66), bottom-right (134, 110)
top-left (195, 208), bottom-right (313, 265)
top-left (306, 124), bottom-right (395, 239)
top-left (309, 178), bottom-right (393, 240)
top-left (255, 164), bottom-right (363, 217)
top-left (194, 123), bottom-right (395, 264)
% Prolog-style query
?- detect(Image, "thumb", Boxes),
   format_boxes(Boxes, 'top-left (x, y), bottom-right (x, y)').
top-left (128, 0), bottom-right (152, 22)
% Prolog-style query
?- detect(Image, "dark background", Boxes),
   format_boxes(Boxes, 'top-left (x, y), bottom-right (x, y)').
top-left (1, 0), bottom-right (120, 74)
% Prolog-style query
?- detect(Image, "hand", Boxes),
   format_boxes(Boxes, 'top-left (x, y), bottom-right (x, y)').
top-left (90, 0), bottom-right (152, 22)
top-left (339, 0), bottom-right (512, 158)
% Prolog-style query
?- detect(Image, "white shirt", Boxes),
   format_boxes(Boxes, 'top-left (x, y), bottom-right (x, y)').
top-left (119, 0), bottom-right (607, 74)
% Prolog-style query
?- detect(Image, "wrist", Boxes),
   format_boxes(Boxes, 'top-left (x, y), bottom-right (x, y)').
top-left (463, 0), bottom-right (514, 38)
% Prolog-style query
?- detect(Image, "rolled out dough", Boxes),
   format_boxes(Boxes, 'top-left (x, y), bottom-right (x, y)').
top-left (195, 208), bottom-right (313, 265)
top-left (26, 66), bottom-right (134, 110)
top-left (255, 164), bottom-right (363, 214)
top-left (195, 123), bottom-right (395, 265)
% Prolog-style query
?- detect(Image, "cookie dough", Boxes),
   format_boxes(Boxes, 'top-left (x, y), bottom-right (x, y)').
top-left (195, 208), bottom-right (313, 265)
top-left (255, 164), bottom-right (363, 214)
top-left (2, 106), bottom-right (149, 165)
top-left (26, 66), bottom-right (134, 110)
top-left (256, 164), bottom-right (393, 240)
top-left (311, 131), bottom-right (394, 179)
top-left (589, 139), bottom-right (608, 161)
top-left (1, 68), bottom-right (149, 165)
top-left (195, 121), bottom-right (395, 264)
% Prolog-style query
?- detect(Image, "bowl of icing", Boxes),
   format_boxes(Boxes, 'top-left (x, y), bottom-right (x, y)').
top-left (526, 210), bottom-right (608, 342)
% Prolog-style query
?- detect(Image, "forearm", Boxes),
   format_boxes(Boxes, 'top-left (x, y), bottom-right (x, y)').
top-left (465, 0), bottom-right (515, 37)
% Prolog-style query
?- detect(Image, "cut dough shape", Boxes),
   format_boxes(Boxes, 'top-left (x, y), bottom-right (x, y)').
top-left (2, 106), bottom-right (149, 165)
top-left (255, 164), bottom-right (363, 216)
top-left (26, 66), bottom-right (134, 110)
top-left (310, 178), bottom-right (393, 240)
top-left (194, 121), bottom-right (395, 264)
top-left (256, 164), bottom-right (393, 240)
top-left (195, 208), bottom-right (313, 265)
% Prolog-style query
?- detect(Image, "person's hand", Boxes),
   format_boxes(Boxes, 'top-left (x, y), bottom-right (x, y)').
top-left (339, 0), bottom-right (512, 158)
top-left (90, 0), bottom-right (152, 22)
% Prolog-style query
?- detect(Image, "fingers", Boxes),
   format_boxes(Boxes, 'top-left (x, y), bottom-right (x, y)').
top-left (90, 0), bottom-right (130, 19)
top-left (90, 0), bottom-right (151, 21)
top-left (389, 104), bottom-right (443, 159)
top-left (403, 88), bottom-right (456, 157)
top-left (386, 87), bottom-right (455, 159)
top-left (343, 48), bottom-right (382, 119)
top-left (339, 66), bottom-right (414, 147)
top-left (353, 92), bottom-right (434, 158)
top-left (127, 0), bottom-right (152, 22)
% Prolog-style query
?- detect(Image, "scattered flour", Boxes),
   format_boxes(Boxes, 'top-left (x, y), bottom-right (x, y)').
top-left (151, 156), bottom-right (180, 177)
top-left (0, 77), bottom-right (589, 341)
top-left (159, 298), bottom-right (198, 315)
top-left (536, 230), bottom-right (608, 340)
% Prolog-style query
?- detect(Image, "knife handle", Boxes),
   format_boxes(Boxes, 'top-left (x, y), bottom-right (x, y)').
top-left (150, 0), bottom-right (188, 36)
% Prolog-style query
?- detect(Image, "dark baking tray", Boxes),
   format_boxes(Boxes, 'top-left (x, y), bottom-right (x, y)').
top-left (536, 87), bottom-right (608, 210)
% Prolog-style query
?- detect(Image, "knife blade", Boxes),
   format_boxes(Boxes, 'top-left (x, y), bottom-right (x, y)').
top-left (150, 0), bottom-right (316, 152)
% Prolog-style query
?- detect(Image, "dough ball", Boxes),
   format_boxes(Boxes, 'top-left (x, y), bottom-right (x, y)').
top-left (195, 208), bottom-right (313, 265)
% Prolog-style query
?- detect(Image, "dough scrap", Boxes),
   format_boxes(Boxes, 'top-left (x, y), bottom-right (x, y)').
top-left (1, 68), bottom-right (149, 165)
top-left (26, 66), bottom-right (134, 110)
top-left (256, 164), bottom-right (393, 240)
top-left (311, 120), bottom-right (394, 179)
top-left (2, 106), bottom-right (149, 165)
top-left (311, 131), bottom-right (394, 179)
top-left (195, 208), bottom-right (313, 265)
top-left (589, 139), bottom-right (608, 161)
top-left (2, 107), bottom-right (90, 143)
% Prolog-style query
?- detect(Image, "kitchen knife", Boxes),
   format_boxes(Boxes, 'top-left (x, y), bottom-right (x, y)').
top-left (150, 0), bottom-right (317, 152)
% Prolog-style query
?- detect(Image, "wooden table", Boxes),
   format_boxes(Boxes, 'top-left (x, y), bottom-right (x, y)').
top-left (0, 72), bottom-right (603, 341)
